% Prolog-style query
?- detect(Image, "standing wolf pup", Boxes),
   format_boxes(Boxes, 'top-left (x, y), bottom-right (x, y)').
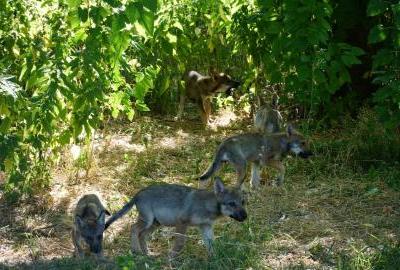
top-left (176, 70), bottom-right (240, 125)
top-left (252, 97), bottom-right (284, 184)
top-left (105, 178), bottom-right (246, 258)
top-left (72, 194), bottom-right (110, 258)
top-left (253, 95), bottom-right (283, 134)
top-left (199, 125), bottom-right (313, 189)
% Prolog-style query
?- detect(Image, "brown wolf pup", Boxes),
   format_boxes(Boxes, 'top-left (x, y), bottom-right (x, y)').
top-left (199, 125), bottom-right (313, 189)
top-left (176, 71), bottom-right (240, 125)
top-left (72, 194), bottom-right (110, 258)
top-left (104, 178), bottom-right (246, 258)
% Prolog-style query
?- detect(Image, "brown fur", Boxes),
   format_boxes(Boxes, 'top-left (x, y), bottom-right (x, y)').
top-left (176, 71), bottom-right (240, 125)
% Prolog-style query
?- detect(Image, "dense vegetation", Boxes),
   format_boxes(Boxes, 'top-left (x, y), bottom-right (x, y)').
top-left (1, 0), bottom-right (399, 199)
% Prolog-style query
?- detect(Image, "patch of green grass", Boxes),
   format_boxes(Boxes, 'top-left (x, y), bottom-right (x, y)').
top-left (7, 257), bottom-right (117, 270)
top-left (336, 243), bottom-right (400, 270)
top-left (114, 217), bottom-right (266, 270)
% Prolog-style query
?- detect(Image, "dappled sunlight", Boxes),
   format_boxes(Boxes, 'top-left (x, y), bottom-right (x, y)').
top-left (209, 109), bottom-right (238, 129)
top-left (158, 136), bottom-right (179, 149)
top-left (94, 135), bottom-right (146, 154)
top-left (2, 115), bottom-right (400, 268)
top-left (155, 129), bottom-right (191, 150)
top-left (0, 245), bottom-right (30, 266)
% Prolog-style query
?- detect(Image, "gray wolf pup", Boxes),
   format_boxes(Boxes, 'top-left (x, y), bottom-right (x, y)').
top-left (198, 125), bottom-right (313, 188)
top-left (176, 70), bottom-right (240, 125)
top-left (253, 97), bottom-right (283, 134)
top-left (252, 98), bottom-right (284, 184)
top-left (72, 194), bottom-right (110, 258)
top-left (104, 178), bottom-right (246, 257)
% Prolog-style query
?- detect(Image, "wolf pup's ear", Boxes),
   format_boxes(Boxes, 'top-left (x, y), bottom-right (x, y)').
top-left (214, 177), bottom-right (225, 195)
top-left (98, 211), bottom-right (106, 221)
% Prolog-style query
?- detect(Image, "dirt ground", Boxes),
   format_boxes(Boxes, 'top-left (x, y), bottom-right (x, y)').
top-left (1, 110), bottom-right (399, 269)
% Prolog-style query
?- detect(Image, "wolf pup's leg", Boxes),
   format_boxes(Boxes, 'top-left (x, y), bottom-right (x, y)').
top-left (250, 162), bottom-right (261, 188)
top-left (175, 93), bottom-right (185, 120)
top-left (267, 160), bottom-right (285, 186)
top-left (169, 224), bottom-right (188, 258)
top-left (139, 224), bottom-right (157, 255)
top-left (232, 160), bottom-right (247, 190)
top-left (131, 214), bottom-right (154, 255)
top-left (72, 227), bottom-right (84, 258)
top-left (200, 224), bottom-right (214, 255)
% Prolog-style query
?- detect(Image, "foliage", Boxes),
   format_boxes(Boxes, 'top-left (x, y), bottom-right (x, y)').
top-left (231, 0), bottom-right (364, 117)
top-left (337, 243), bottom-right (400, 270)
top-left (134, 0), bottom-right (242, 112)
top-left (367, 0), bottom-right (400, 129)
top-left (0, 0), bottom-right (158, 199)
top-left (1, 0), bottom-right (399, 198)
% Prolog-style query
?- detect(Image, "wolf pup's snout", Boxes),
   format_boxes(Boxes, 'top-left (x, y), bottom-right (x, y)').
top-left (299, 151), bottom-right (313, 159)
top-left (231, 209), bottom-right (247, 222)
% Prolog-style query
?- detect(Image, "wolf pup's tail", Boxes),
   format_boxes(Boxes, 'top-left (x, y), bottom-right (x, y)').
top-left (105, 197), bottom-right (136, 230)
top-left (198, 150), bottom-right (224, 181)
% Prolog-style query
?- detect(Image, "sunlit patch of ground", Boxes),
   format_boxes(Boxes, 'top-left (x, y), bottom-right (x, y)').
top-left (0, 109), bottom-right (399, 269)
top-left (208, 108), bottom-right (238, 129)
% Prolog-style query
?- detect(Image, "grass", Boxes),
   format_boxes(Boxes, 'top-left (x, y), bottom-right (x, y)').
top-left (0, 109), bottom-right (399, 269)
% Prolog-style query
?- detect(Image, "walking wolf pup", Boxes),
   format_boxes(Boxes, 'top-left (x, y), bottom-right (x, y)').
top-left (199, 125), bottom-right (312, 188)
top-left (105, 178), bottom-right (246, 257)
top-left (176, 70), bottom-right (240, 125)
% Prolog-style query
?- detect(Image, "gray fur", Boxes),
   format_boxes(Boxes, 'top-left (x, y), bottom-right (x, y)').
top-left (72, 194), bottom-right (110, 258)
top-left (199, 125), bottom-right (313, 188)
top-left (105, 178), bottom-right (246, 257)
top-left (254, 104), bottom-right (283, 134)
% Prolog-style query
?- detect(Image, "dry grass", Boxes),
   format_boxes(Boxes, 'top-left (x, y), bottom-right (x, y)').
top-left (0, 110), bottom-right (399, 269)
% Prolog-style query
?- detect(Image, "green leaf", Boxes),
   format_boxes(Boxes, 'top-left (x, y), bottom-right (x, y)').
top-left (66, 0), bottom-right (82, 8)
top-left (341, 54), bottom-right (361, 66)
top-left (141, 0), bottom-right (157, 13)
top-left (349, 46), bottom-right (365, 56)
top-left (126, 108), bottom-right (135, 121)
top-left (125, 3), bottom-right (139, 23)
top-left (0, 118), bottom-right (11, 133)
top-left (59, 130), bottom-right (72, 145)
top-left (135, 100), bottom-right (150, 112)
top-left (367, 0), bottom-right (388, 16)
top-left (368, 24), bottom-right (387, 44)
top-left (265, 21), bottom-right (281, 34)
top-left (372, 49), bottom-right (393, 69)
top-left (138, 8), bottom-right (155, 35)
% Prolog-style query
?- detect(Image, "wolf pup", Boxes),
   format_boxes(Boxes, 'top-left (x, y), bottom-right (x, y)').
top-left (176, 70), bottom-right (240, 125)
top-left (105, 178), bottom-right (246, 258)
top-left (72, 194), bottom-right (110, 258)
top-left (199, 125), bottom-right (312, 188)
top-left (252, 97), bottom-right (284, 184)
top-left (254, 96), bottom-right (283, 134)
